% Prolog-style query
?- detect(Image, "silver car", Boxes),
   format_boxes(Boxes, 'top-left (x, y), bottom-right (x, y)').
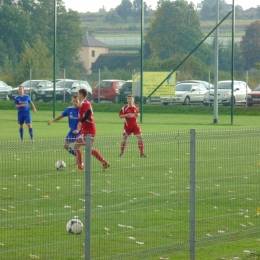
top-left (203, 80), bottom-right (251, 106)
top-left (0, 80), bottom-right (12, 100)
top-left (161, 82), bottom-right (208, 105)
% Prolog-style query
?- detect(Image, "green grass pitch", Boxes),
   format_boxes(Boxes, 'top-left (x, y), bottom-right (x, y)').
top-left (1, 106), bottom-right (260, 259)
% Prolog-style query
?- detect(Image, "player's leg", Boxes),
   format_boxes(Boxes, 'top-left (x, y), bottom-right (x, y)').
top-left (64, 132), bottom-right (77, 156)
top-left (18, 113), bottom-right (25, 141)
top-left (91, 136), bottom-right (110, 170)
top-left (25, 113), bottom-right (33, 140)
top-left (120, 130), bottom-right (129, 156)
top-left (134, 126), bottom-right (146, 157)
top-left (73, 134), bottom-right (84, 170)
top-left (19, 125), bottom-right (24, 141)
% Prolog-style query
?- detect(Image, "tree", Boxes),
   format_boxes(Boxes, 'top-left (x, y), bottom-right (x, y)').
top-left (145, 0), bottom-right (203, 59)
top-left (56, 10), bottom-right (84, 69)
top-left (18, 39), bottom-right (53, 80)
top-left (256, 5), bottom-right (260, 19)
top-left (0, 3), bottom-right (32, 61)
top-left (104, 10), bottom-right (123, 24)
top-left (132, 0), bottom-right (149, 18)
top-left (240, 20), bottom-right (260, 69)
top-left (115, 0), bottom-right (132, 20)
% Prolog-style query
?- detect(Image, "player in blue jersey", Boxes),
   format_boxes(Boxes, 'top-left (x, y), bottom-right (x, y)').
top-left (47, 95), bottom-right (80, 156)
top-left (14, 85), bottom-right (37, 141)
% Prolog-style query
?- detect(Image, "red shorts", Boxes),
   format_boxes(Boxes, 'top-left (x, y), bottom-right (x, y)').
top-left (123, 125), bottom-right (142, 136)
top-left (75, 133), bottom-right (95, 146)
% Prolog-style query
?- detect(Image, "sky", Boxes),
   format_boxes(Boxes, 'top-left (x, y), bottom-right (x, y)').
top-left (63, 0), bottom-right (258, 13)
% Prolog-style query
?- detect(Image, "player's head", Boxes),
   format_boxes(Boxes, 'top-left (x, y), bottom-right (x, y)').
top-left (127, 94), bottom-right (134, 105)
top-left (78, 88), bottom-right (88, 101)
top-left (72, 95), bottom-right (79, 108)
top-left (18, 85), bottom-right (24, 96)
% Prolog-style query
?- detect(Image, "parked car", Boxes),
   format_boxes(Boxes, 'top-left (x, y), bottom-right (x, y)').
top-left (119, 80), bottom-right (133, 102)
top-left (246, 84), bottom-right (260, 106)
top-left (42, 80), bottom-right (92, 102)
top-left (7, 80), bottom-right (53, 101)
top-left (92, 80), bottom-right (125, 103)
top-left (203, 80), bottom-right (251, 106)
top-left (179, 80), bottom-right (213, 89)
top-left (0, 80), bottom-right (12, 100)
top-left (161, 82), bottom-right (208, 105)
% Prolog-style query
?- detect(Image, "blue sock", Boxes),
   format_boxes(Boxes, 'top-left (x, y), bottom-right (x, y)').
top-left (19, 128), bottom-right (24, 141)
top-left (68, 147), bottom-right (76, 156)
top-left (29, 128), bottom-right (34, 140)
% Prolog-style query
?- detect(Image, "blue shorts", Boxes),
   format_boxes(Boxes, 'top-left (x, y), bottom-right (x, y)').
top-left (65, 130), bottom-right (79, 143)
top-left (18, 112), bottom-right (32, 125)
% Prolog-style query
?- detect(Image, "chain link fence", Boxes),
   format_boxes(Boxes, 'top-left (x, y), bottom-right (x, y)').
top-left (1, 128), bottom-right (260, 259)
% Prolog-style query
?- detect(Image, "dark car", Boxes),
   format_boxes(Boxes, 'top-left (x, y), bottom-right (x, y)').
top-left (42, 80), bottom-right (92, 102)
top-left (0, 80), bottom-right (12, 100)
top-left (246, 84), bottom-right (260, 106)
top-left (8, 80), bottom-right (53, 101)
top-left (119, 80), bottom-right (133, 103)
top-left (92, 80), bottom-right (125, 103)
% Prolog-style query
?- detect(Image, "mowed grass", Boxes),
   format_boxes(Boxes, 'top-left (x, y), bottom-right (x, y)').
top-left (1, 107), bottom-right (260, 259)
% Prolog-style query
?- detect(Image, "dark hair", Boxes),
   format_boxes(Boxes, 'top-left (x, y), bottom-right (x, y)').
top-left (72, 95), bottom-right (78, 99)
top-left (127, 94), bottom-right (134, 98)
top-left (18, 85), bottom-right (24, 88)
top-left (78, 88), bottom-right (88, 98)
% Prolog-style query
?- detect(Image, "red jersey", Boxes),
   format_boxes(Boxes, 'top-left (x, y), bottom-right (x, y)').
top-left (78, 99), bottom-right (96, 135)
top-left (119, 105), bottom-right (139, 129)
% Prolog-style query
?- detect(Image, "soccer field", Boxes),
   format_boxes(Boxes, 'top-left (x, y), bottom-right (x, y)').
top-left (1, 109), bottom-right (260, 259)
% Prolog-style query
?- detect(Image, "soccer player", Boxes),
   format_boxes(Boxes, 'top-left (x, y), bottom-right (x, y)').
top-left (14, 85), bottom-right (37, 141)
top-left (47, 95), bottom-right (80, 157)
top-left (119, 94), bottom-right (146, 157)
top-left (72, 88), bottom-right (110, 171)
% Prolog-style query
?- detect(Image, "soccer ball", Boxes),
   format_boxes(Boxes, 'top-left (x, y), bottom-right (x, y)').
top-left (66, 219), bottom-right (83, 235)
top-left (55, 160), bottom-right (66, 170)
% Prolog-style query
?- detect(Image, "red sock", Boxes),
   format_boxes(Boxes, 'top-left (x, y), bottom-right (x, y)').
top-left (121, 141), bottom-right (126, 154)
top-left (75, 149), bottom-right (83, 169)
top-left (138, 141), bottom-right (144, 155)
top-left (92, 149), bottom-right (106, 165)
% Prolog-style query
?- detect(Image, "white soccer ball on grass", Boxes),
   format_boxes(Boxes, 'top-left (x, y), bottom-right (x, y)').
top-left (66, 219), bottom-right (83, 235)
top-left (55, 160), bottom-right (66, 170)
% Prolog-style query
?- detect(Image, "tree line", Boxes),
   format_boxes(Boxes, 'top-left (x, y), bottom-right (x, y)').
top-left (0, 0), bottom-right (259, 88)
top-left (0, 0), bottom-right (85, 85)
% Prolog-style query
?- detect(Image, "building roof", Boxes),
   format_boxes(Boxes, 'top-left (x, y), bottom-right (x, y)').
top-left (91, 53), bottom-right (140, 73)
top-left (81, 33), bottom-right (108, 48)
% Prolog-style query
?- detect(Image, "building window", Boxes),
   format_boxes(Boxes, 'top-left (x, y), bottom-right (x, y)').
top-left (92, 50), bottom-right (95, 57)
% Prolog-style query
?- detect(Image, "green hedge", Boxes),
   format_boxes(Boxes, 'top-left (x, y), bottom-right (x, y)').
top-left (1, 100), bottom-right (260, 116)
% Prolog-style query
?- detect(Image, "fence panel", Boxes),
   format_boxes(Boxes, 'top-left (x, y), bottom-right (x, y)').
top-left (90, 132), bottom-right (191, 259)
top-left (0, 138), bottom-right (86, 259)
top-left (195, 128), bottom-right (260, 249)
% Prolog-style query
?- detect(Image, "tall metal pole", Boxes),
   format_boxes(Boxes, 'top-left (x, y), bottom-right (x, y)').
top-left (213, 0), bottom-right (219, 123)
top-left (85, 135), bottom-right (92, 260)
top-left (140, 0), bottom-right (144, 123)
top-left (231, 0), bottom-right (235, 125)
top-left (53, 0), bottom-right (57, 118)
top-left (190, 129), bottom-right (196, 260)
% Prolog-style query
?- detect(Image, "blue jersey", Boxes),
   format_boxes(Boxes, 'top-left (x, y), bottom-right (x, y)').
top-left (14, 95), bottom-right (31, 113)
top-left (62, 106), bottom-right (79, 131)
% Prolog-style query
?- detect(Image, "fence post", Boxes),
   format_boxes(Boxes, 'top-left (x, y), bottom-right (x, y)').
top-left (85, 135), bottom-right (92, 260)
top-left (190, 129), bottom-right (196, 260)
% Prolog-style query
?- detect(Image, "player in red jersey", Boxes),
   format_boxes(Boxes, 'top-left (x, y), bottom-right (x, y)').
top-left (119, 94), bottom-right (146, 157)
top-left (73, 88), bottom-right (110, 171)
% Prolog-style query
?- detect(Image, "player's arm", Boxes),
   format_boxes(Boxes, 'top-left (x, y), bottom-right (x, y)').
top-left (30, 102), bottom-right (37, 113)
top-left (14, 98), bottom-right (26, 108)
top-left (73, 109), bottom-right (92, 134)
top-left (47, 115), bottom-right (64, 125)
top-left (15, 103), bottom-right (26, 108)
top-left (119, 108), bottom-right (130, 119)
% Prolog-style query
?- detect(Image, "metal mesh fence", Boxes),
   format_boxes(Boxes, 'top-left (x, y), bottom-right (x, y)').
top-left (1, 128), bottom-right (260, 259)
